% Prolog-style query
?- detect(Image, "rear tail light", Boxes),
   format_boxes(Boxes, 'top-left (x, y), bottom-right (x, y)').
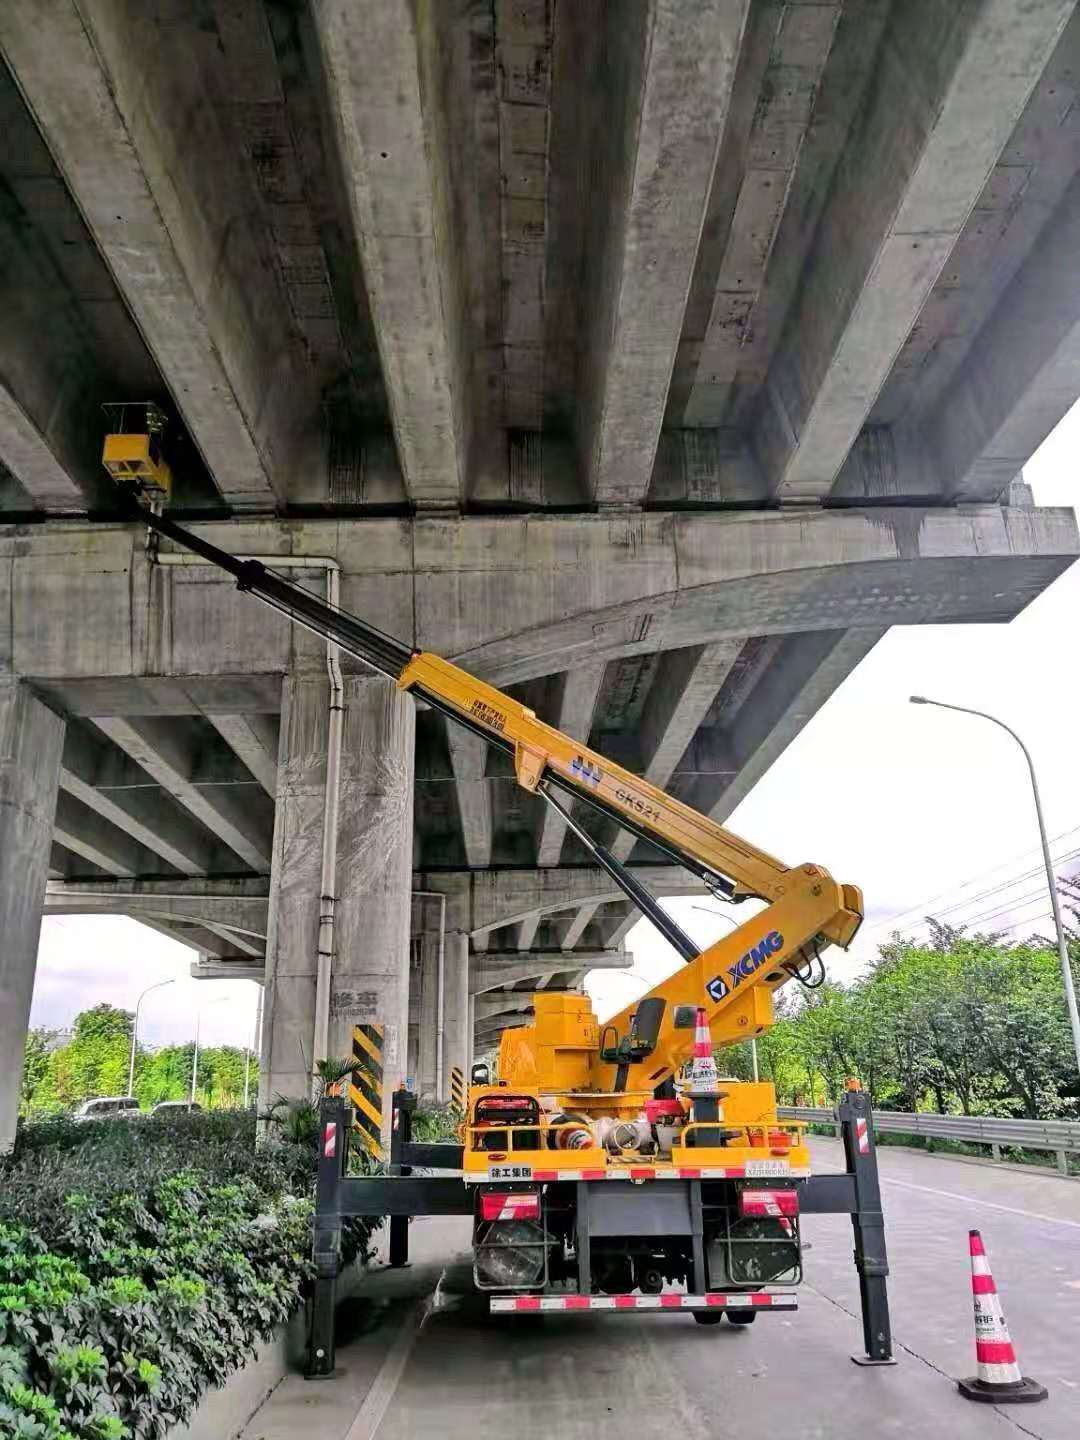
top-left (480, 1191), bottom-right (541, 1222)
top-left (739, 1188), bottom-right (799, 1219)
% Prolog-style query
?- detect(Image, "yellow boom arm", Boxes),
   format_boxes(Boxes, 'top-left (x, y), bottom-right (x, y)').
top-left (398, 652), bottom-right (862, 1091)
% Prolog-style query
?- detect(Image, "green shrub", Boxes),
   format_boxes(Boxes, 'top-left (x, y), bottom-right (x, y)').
top-left (0, 1110), bottom-right (375, 1438)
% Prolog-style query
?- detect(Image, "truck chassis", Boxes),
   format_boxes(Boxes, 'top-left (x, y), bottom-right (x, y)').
top-left (307, 1087), bottom-right (894, 1375)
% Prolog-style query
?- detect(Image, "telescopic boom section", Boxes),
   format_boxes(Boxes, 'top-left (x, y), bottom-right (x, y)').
top-left (121, 503), bottom-right (863, 1036)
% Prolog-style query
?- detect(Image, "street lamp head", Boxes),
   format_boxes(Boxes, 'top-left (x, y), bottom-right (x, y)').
top-left (909, 695), bottom-right (929, 705)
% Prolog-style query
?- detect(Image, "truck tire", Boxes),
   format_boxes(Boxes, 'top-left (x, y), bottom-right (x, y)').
top-left (692, 1311), bottom-right (725, 1325)
top-left (725, 1309), bottom-right (757, 1325)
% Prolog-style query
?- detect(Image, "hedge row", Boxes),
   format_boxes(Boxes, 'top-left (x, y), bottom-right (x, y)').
top-left (0, 1110), bottom-right (373, 1439)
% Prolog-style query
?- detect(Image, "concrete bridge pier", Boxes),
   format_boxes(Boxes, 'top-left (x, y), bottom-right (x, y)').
top-left (0, 681), bottom-right (65, 1153)
top-left (260, 673), bottom-right (414, 1140)
top-left (410, 924), bottom-right (471, 1105)
top-left (443, 932), bottom-right (472, 1103)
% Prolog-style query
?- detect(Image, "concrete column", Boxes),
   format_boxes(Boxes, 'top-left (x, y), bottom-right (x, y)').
top-left (406, 936), bottom-right (420, 1089)
top-left (416, 931), bottom-right (440, 1102)
top-left (1, 681), bottom-right (65, 1152)
top-left (262, 674), bottom-right (415, 1143)
top-left (443, 931), bottom-right (470, 1105)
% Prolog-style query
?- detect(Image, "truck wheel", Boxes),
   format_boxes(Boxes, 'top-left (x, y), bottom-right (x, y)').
top-left (726, 1309), bottom-right (757, 1325)
top-left (692, 1311), bottom-right (725, 1325)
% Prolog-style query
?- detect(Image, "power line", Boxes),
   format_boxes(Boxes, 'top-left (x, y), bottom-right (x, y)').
top-left (862, 824), bottom-right (1080, 938)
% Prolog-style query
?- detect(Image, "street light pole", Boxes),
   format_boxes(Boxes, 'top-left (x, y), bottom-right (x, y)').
top-left (128, 979), bottom-right (174, 1098)
top-left (191, 994), bottom-right (228, 1106)
top-left (910, 695), bottom-right (1080, 1079)
top-left (190, 1005), bottom-right (201, 1106)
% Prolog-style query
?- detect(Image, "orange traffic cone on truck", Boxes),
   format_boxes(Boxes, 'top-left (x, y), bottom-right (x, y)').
top-left (957, 1230), bottom-right (1047, 1404)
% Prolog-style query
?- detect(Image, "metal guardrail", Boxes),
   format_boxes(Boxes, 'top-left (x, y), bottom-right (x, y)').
top-left (779, 1106), bottom-right (1080, 1175)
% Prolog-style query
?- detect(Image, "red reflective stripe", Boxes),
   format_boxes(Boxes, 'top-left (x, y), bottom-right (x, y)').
top-left (976, 1340), bottom-right (1016, 1364)
top-left (582, 1169), bottom-right (607, 1180)
top-left (660, 1294), bottom-right (682, 1308)
top-left (725, 1168), bottom-right (745, 1178)
top-left (532, 1171), bottom-right (556, 1182)
top-left (750, 1293), bottom-right (772, 1307)
top-left (705, 1293), bottom-right (726, 1307)
top-left (971, 1274), bottom-right (996, 1295)
top-left (613, 1295), bottom-right (636, 1309)
top-left (969, 1230), bottom-right (985, 1257)
top-left (515, 1296), bottom-right (541, 1312)
top-left (323, 1123), bottom-right (336, 1158)
top-left (629, 1169), bottom-right (653, 1181)
top-left (564, 1295), bottom-right (590, 1310)
top-left (677, 1168), bottom-right (702, 1179)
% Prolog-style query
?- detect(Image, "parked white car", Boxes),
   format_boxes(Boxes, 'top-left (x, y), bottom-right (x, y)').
top-left (73, 1096), bottom-right (141, 1122)
top-left (150, 1100), bottom-right (202, 1116)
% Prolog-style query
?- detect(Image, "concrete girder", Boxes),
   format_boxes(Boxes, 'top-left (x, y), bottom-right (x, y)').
top-left (0, 168), bottom-right (102, 511)
top-left (52, 791), bottom-right (174, 879)
top-left (560, 902), bottom-right (600, 952)
top-left (679, 628), bottom-right (887, 823)
top-left (127, 914), bottom-right (250, 960)
top-left (58, 724), bottom-right (227, 877)
top-left (470, 950), bottom-right (630, 996)
top-left (834, 170), bottom-right (1080, 508)
top-left (312, 0), bottom-right (466, 509)
top-left (929, 172), bottom-right (1080, 503)
top-left (608, 640), bottom-right (742, 862)
top-left (473, 993), bottom-right (537, 1022)
top-left (516, 913), bottom-right (542, 952)
top-left (0, 382), bottom-right (85, 514)
top-left (607, 911), bottom-right (640, 949)
top-left (91, 717), bottom-right (273, 873)
top-left (578, 0), bottom-right (750, 506)
top-left (753, 0), bottom-right (1075, 505)
top-left (535, 663), bottom-right (606, 867)
top-left (206, 714), bottom-right (279, 799)
top-left (468, 867), bottom-right (706, 947)
top-left (44, 877), bottom-right (271, 901)
top-left (446, 725), bottom-right (493, 869)
top-left (0, 1), bottom-right (313, 511)
top-left (5, 508), bottom-right (1073, 696)
top-left (191, 957), bottom-right (266, 982)
top-left (43, 888), bottom-right (269, 946)
top-left (679, 0), bottom-right (841, 430)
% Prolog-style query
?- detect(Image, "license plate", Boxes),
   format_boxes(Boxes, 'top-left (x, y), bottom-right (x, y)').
top-left (744, 1159), bottom-right (789, 1178)
top-left (488, 1164), bottom-right (533, 1180)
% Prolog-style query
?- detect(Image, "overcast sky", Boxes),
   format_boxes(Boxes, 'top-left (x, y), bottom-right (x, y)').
top-left (31, 403), bottom-right (1080, 1048)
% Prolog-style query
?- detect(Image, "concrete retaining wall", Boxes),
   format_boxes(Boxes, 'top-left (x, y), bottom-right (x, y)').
top-left (173, 1256), bottom-right (368, 1440)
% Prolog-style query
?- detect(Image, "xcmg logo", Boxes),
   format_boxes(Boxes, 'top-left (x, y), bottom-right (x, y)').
top-left (705, 931), bottom-right (784, 1004)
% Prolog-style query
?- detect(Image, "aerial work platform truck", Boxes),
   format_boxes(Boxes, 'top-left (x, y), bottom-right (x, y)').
top-left (106, 412), bottom-right (894, 1371)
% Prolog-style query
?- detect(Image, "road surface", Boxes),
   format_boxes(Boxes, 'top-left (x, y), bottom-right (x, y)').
top-left (242, 1140), bottom-right (1080, 1440)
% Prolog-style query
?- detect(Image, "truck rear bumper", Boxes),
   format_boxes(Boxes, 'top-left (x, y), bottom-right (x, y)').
top-left (489, 1290), bottom-right (798, 1314)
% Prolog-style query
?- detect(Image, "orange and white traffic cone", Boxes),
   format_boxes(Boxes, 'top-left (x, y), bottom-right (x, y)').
top-left (957, 1230), bottom-right (1047, 1404)
top-left (685, 1007), bottom-right (725, 1146)
top-left (687, 1007), bottom-right (720, 1096)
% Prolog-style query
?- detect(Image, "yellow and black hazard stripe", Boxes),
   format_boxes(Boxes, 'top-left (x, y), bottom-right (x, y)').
top-left (350, 1023), bottom-right (384, 1158)
top-left (450, 1064), bottom-right (465, 1109)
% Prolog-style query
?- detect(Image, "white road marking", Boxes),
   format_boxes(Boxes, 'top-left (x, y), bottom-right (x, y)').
top-left (343, 1300), bottom-right (429, 1440)
top-left (882, 1176), bottom-right (1080, 1230)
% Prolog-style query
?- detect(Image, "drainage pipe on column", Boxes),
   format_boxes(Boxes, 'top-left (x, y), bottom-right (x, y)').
top-left (412, 891), bottom-right (446, 1100)
top-left (152, 550), bottom-right (343, 1074)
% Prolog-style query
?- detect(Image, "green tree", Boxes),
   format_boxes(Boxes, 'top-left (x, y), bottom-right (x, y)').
top-left (18, 1029), bottom-right (57, 1114)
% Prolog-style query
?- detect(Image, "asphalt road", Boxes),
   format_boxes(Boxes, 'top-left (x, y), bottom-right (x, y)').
top-left (242, 1140), bottom-right (1080, 1440)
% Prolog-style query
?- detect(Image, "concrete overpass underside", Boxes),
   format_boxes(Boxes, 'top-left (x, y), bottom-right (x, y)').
top-left (2, 1), bottom-right (1079, 1147)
